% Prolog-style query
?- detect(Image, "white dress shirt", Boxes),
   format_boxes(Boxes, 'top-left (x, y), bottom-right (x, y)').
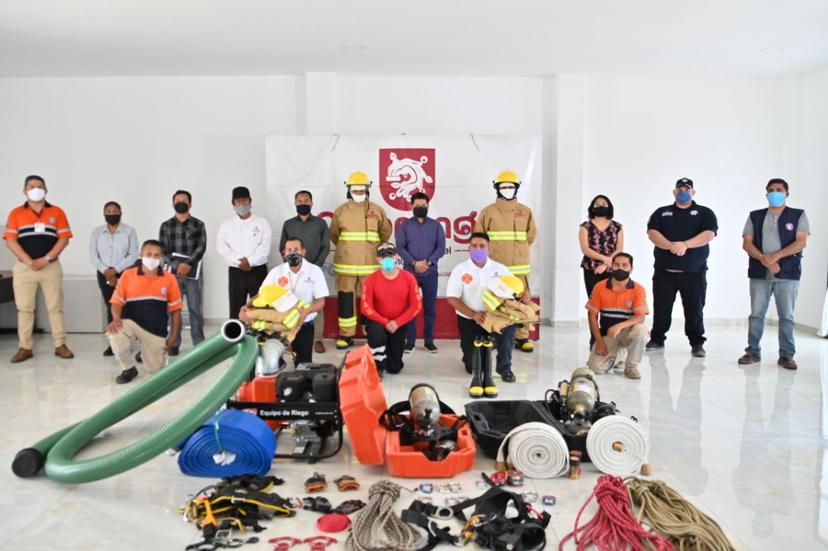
top-left (446, 257), bottom-right (512, 318)
top-left (216, 214), bottom-right (272, 268)
top-left (260, 260), bottom-right (329, 322)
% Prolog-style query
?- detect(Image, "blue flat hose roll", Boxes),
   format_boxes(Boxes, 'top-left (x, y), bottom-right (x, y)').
top-left (178, 409), bottom-right (276, 477)
top-left (12, 320), bottom-right (259, 484)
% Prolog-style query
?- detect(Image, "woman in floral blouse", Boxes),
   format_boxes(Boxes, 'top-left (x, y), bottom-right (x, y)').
top-left (579, 195), bottom-right (624, 297)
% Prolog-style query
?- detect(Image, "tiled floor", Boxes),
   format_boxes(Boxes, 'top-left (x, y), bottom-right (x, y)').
top-left (2, 323), bottom-right (827, 550)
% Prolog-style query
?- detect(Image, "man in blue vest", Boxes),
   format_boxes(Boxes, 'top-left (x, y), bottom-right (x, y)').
top-left (738, 179), bottom-right (809, 370)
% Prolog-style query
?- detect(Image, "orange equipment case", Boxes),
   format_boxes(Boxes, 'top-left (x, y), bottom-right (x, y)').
top-left (338, 345), bottom-right (476, 478)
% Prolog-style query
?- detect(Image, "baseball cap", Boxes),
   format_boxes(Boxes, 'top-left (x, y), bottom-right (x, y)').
top-left (376, 242), bottom-right (397, 257)
top-left (232, 186), bottom-right (251, 200)
top-left (675, 178), bottom-right (694, 189)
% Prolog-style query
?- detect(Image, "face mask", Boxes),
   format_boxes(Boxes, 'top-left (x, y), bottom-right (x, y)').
top-left (26, 188), bottom-right (46, 202)
top-left (497, 187), bottom-right (517, 200)
top-left (286, 252), bottom-right (303, 267)
top-left (612, 269), bottom-right (630, 282)
top-left (351, 194), bottom-right (366, 204)
top-left (767, 191), bottom-right (786, 208)
top-left (105, 214), bottom-right (121, 225)
top-left (675, 191), bottom-right (692, 203)
top-left (142, 257), bottom-right (161, 271)
top-left (470, 248), bottom-right (488, 263)
top-left (174, 202), bottom-right (189, 214)
top-left (234, 204), bottom-right (251, 217)
top-left (296, 204), bottom-right (312, 216)
top-left (592, 206), bottom-right (610, 218)
top-left (413, 206), bottom-right (428, 218)
top-left (380, 257), bottom-right (396, 272)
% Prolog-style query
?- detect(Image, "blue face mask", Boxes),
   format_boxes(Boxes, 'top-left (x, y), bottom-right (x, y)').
top-left (767, 191), bottom-right (786, 208)
top-left (676, 190), bottom-right (692, 203)
top-left (380, 257), bottom-right (396, 272)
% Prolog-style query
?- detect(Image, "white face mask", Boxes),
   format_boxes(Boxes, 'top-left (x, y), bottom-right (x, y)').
top-left (351, 193), bottom-right (366, 204)
top-left (27, 188), bottom-right (46, 202)
top-left (142, 257), bottom-right (161, 271)
top-left (498, 187), bottom-right (517, 200)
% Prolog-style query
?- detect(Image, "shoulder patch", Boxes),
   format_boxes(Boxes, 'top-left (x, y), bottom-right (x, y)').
top-left (461, 273), bottom-right (473, 284)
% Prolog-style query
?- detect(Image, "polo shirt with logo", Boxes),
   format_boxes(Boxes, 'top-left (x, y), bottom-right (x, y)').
top-left (647, 201), bottom-right (718, 272)
top-left (4, 202), bottom-right (73, 259)
top-left (586, 278), bottom-right (649, 335)
top-left (259, 261), bottom-right (329, 322)
top-left (111, 264), bottom-right (183, 337)
top-left (446, 257), bottom-right (512, 319)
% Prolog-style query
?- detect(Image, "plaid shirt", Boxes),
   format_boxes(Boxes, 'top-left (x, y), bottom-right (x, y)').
top-left (158, 215), bottom-right (207, 269)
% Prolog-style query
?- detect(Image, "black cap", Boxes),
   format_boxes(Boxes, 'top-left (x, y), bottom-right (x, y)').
top-left (675, 178), bottom-right (694, 189)
top-left (232, 186), bottom-right (251, 200)
top-left (377, 242), bottom-right (397, 257)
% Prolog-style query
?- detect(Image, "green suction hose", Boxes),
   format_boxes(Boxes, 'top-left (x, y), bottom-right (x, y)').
top-left (12, 320), bottom-right (258, 484)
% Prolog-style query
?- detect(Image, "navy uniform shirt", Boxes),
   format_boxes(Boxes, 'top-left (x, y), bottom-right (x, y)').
top-left (647, 201), bottom-right (718, 273)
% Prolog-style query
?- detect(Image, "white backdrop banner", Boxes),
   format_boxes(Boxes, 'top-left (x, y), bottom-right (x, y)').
top-left (265, 134), bottom-right (543, 296)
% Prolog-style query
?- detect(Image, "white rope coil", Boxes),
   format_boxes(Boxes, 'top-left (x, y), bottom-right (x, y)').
top-left (496, 422), bottom-right (569, 478)
top-left (586, 416), bottom-right (649, 476)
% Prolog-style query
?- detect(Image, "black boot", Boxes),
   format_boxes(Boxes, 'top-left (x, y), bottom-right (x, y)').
top-left (468, 336), bottom-right (484, 398)
top-left (481, 336), bottom-right (498, 398)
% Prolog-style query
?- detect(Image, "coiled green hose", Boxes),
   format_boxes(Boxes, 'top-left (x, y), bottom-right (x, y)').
top-left (12, 320), bottom-right (258, 484)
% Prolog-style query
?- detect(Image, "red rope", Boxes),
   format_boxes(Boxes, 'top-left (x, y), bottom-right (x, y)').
top-left (559, 475), bottom-right (674, 551)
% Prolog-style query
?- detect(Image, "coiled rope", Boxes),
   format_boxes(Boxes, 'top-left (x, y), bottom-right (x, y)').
top-left (625, 478), bottom-right (735, 551)
top-left (559, 475), bottom-right (674, 551)
top-left (345, 480), bottom-right (421, 551)
top-left (496, 422), bottom-right (569, 478)
top-left (586, 416), bottom-right (649, 476)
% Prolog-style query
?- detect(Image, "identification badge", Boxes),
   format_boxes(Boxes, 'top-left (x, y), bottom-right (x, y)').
top-left (34, 223), bottom-right (46, 234)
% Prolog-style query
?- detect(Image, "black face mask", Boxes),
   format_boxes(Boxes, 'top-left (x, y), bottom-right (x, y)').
top-left (286, 252), bottom-right (303, 267)
top-left (174, 202), bottom-right (189, 214)
top-left (413, 206), bottom-right (428, 218)
top-left (296, 204), bottom-right (311, 216)
top-left (105, 214), bottom-right (121, 225)
top-left (592, 206), bottom-right (610, 218)
top-left (612, 270), bottom-right (630, 282)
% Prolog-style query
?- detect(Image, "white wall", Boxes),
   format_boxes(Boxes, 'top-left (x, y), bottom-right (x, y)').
top-left (577, 76), bottom-right (788, 322)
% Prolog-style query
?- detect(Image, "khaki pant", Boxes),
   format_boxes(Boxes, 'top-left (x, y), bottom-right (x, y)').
top-left (313, 308), bottom-right (325, 341)
top-left (12, 260), bottom-right (66, 349)
top-left (588, 324), bottom-right (648, 372)
top-left (108, 318), bottom-right (167, 374)
top-left (515, 274), bottom-right (530, 341)
top-left (335, 274), bottom-right (369, 338)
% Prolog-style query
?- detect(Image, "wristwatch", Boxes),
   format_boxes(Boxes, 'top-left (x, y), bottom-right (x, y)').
top-left (44, 255), bottom-right (54, 263)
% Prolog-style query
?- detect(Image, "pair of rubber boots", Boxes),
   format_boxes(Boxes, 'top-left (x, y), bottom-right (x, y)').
top-left (469, 335), bottom-right (498, 398)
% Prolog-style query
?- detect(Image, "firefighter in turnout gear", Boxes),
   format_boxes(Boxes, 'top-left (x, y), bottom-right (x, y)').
top-left (330, 171), bottom-right (392, 349)
top-left (474, 170), bottom-right (538, 352)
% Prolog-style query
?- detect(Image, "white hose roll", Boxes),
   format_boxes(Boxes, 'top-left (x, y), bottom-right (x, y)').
top-left (586, 416), bottom-right (649, 476)
top-left (495, 422), bottom-right (569, 479)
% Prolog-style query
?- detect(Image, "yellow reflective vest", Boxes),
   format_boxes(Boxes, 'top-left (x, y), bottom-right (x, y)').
top-left (474, 198), bottom-right (537, 276)
top-left (330, 199), bottom-right (392, 276)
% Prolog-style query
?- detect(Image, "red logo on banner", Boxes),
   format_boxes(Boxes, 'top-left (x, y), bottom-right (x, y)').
top-left (378, 148), bottom-right (436, 211)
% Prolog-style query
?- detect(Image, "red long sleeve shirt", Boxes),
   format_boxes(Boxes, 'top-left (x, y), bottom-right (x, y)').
top-left (361, 269), bottom-right (422, 326)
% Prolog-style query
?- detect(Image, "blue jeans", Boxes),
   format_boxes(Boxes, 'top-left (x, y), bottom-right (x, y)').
top-left (406, 271), bottom-right (438, 345)
top-left (747, 278), bottom-right (799, 358)
top-left (171, 276), bottom-right (205, 348)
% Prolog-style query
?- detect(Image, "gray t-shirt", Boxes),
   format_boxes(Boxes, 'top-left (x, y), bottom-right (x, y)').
top-left (742, 209), bottom-right (810, 278)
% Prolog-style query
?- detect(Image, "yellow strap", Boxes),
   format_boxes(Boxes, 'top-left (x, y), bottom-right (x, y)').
top-left (487, 231), bottom-right (528, 241)
top-left (283, 309), bottom-right (300, 329)
top-left (339, 231), bottom-right (381, 242)
top-left (508, 265), bottom-right (531, 275)
top-left (334, 263), bottom-right (380, 275)
top-left (482, 291), bottom-right (503, 312)
top-left (338, 316), bottom-right (358, 328)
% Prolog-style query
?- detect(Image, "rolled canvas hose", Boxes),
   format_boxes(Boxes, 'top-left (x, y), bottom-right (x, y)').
top-left (495, 421), bottom-right (569, 478)
top-left (586, 415), bottom-right (649, 476)
top-left (12, 320), bottom-right (258, 484)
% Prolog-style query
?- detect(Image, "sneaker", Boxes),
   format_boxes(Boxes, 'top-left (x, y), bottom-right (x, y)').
top-left (404, 343), bottom-right (414, 354)
top-left (514, 339), bottom-right (534, 353)
top-left (645, 340), bottom-right (664, 351)
top-left (778, 357), bottom-right (798, 370)
top-left (168, 346), bottom-right (180, 357)
top-left (624, 365), bottom-right (641, 379)
top-left (691, 345), bottom-right (706, 358)
top-left (115, 367), bottom-right (138, 384)
top-left (499, 371), bottom-right (517, 383)
top-left (425, 342), bottom-right (438, 354)
top-left (738, 352), bottom-right (761, 365)
top-left (335, 337), bottom-right (353, 350)
top-left (103, 346), bottom-right (114, 357)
